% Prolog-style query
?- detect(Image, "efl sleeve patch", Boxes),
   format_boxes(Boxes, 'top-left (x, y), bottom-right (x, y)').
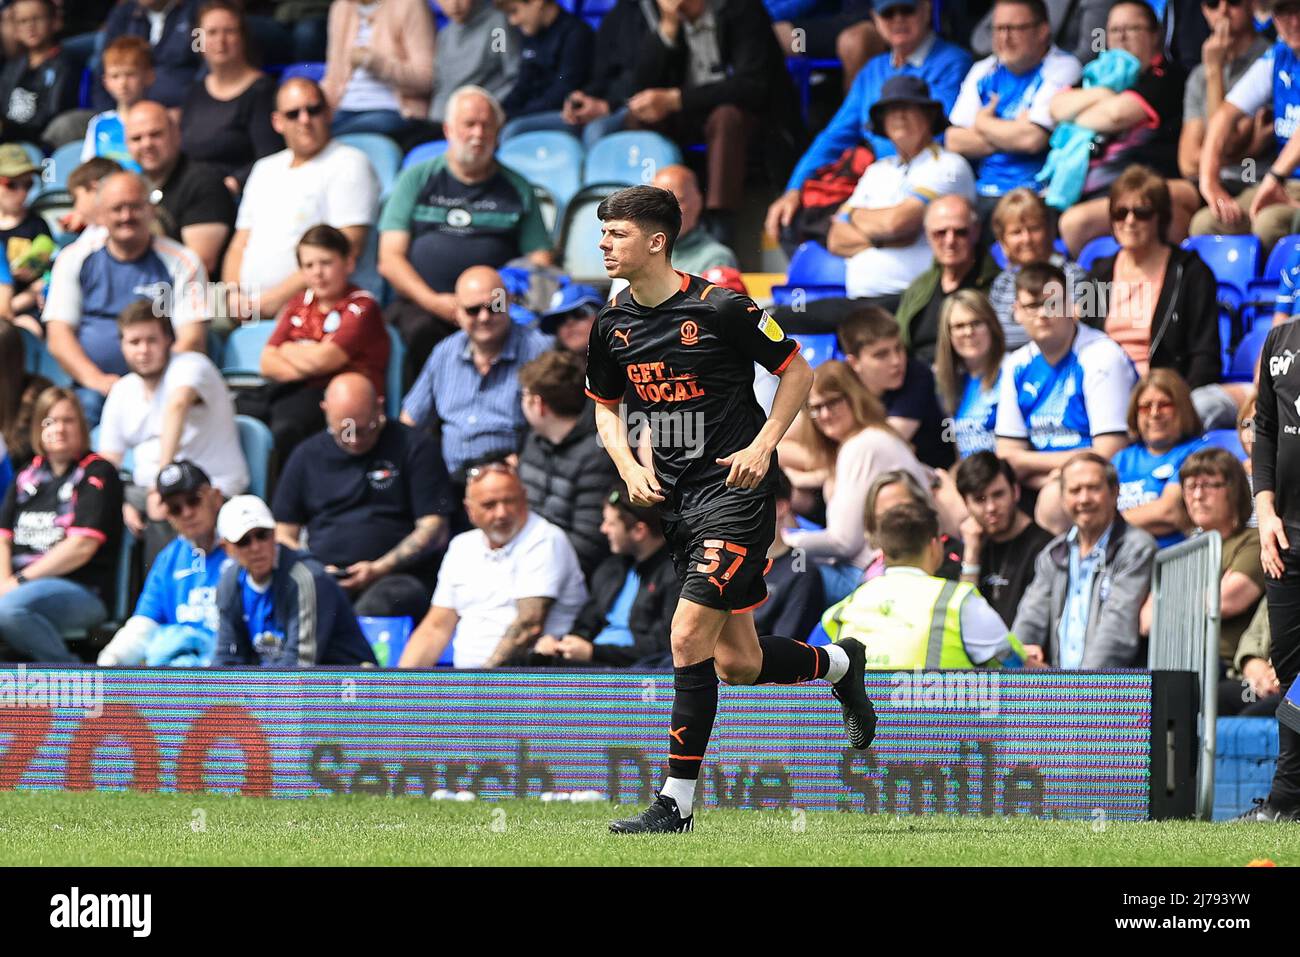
top-left (757, 311), bottom-right (785, 342)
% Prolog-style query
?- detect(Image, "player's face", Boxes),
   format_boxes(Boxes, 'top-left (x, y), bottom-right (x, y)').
top-left (991, 1), bottom-right (1050, 70)
top-left (165, 485), bottom-right (221, 544)
top-left (1135, 386), bottom-right (1180, 451)
top-left (466, 473), bottom-right (528, 547)
top-left (599, 219), bottom-right (659, 280)
top-left (947, 304), bottom-right (994, 367)
top-left (850, 338), bottom-right (907, 395)
top-left (298, 244), bottom-right (352, 299)
top-left (600, 504), bottom-right (634, 554)
top-left (120, 321), bottom-right (171, 379)
top-left (964, 473), bottom-right (1017, 537)
top-left (1000, 215), bottom-right (1051, 267)
top-left (1183, 470), bottom-right (1233, 531)
top-left (1014, 282), bottom-right (1071, 349)
top-left (1061, 462), bottom-right (1117, 537)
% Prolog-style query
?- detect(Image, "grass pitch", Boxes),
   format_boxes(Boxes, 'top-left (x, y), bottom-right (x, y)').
top-left (0, 790), bottom-right (1298, 866)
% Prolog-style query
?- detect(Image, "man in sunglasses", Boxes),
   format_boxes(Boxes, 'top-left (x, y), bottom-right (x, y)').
top-left (98, 461), bottom-right (230, 668)
top-left (213, 494), bottom-right (375, 668)
top-left (222, 77), bottom-right (378, 324)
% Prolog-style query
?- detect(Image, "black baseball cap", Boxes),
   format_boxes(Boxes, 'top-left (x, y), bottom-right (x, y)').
top-left (156, 461), bottom-right (211, 498)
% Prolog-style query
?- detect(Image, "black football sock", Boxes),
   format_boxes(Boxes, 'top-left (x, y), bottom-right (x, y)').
top-left (667, 658), bottom-right (718, 781)
top-left (754, 635), bottom-right (829, 685)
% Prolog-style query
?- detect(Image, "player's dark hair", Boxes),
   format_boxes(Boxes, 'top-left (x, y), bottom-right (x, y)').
top-left (597, 185), bottom-right (682, 258)
top-left (296, 223), bottom-right (352, 263)
top-left (994, 0), bottom-right (1049, 24)
top-left (955, 451), bottom-right (1018, 500)
top-left (117, 298), bottom-right (174, 342)
top-left (876, 502), bottom-right (940, 564)
top-left (607, 483), bottom-right (663, 535)
top-left (519, 350), bottom-right (586, 418)
top-left (837, 306), bottom-right (901, 357)
top-left (67, 157), bottom-right (123, 194)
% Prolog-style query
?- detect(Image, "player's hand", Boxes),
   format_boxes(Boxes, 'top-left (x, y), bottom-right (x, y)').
top-left (557, 634), bottom-right (594, 661)
top-left (717, 442), bottom-right (771, 490)
top-left (1260, 513), bottom-right (1290, 579)
top-left (765, 189), bottom-right (800, 241)
top-left (622, 463), bottom-right (665, 506)
top-left (1022, 645), bottom-right (1046, 668)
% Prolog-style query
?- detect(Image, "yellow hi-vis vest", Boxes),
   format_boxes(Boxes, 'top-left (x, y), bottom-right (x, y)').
top-left (821, 571), bottom-right (1010, 669)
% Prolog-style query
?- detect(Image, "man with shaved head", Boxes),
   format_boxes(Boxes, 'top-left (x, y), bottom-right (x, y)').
top-left (400, 264), bottom-right (551, 482)
top-left (650, 165), bottom-right (737, 276)
top-left (125, 100), bottom-right (235, 276)
top-left (273, 372), bottom-right (453, 621)
top-left (222, 78), bottom-right (378, 323)
top-left (380, 85), bottom-right (553, 382)
top-left (44, 171), bottom-right (209, 425)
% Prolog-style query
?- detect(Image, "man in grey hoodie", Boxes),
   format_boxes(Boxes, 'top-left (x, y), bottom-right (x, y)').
top-left (1012, 451), bottom-right (1157, 668)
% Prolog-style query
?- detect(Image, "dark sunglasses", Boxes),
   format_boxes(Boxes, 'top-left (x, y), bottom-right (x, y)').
top-left (233, 528), bottom-right (273, 548)
top-left (1202, 0), bottom-right (1246, 9)
top-left (164, 492), bottom-right (203, 517)
top-left (0, 176), bottom-right (33, 191)
top-left (1111, 205), bottom-right (1156, 222)
top-left (280, 102), bottom-right (326, 121)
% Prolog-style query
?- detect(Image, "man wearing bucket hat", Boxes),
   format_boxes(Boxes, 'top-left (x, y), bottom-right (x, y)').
top-left (775, 74), bottom-right (976, 332)
top-left (213, 494), bottom-right (375, 667)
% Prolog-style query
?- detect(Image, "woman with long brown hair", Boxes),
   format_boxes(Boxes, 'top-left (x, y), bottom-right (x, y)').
top-left (934, 290), bottom-right (1006, 461)
top-left (0, 318), bottom-right (53, 470)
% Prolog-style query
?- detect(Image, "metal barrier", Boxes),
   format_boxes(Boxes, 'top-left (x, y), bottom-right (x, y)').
top-left (1148, 531), bottom-right (1222, 820)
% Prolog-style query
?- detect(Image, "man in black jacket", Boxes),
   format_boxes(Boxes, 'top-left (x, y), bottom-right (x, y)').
top-left (532, 485), bottom-right (679, 666)
top-left (626, 0), bottom-right (805, 242)
top-left (96, 0), bottom-right (201, 111)
top-left (518, 350), bottom-right (619, 578)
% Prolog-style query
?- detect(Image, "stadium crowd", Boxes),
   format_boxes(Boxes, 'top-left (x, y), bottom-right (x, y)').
top-left (0, 0), bottom-right (1287, 710)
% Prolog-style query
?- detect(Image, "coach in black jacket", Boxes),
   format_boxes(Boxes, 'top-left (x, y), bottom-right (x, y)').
top-left (626, 0), bottom-right (805, 230)
top-left (518, 352), bottom-right (618, 579)
top-left (532, 487), bottom-right (680, 667)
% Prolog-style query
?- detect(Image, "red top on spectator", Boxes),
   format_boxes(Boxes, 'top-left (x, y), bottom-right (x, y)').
top-left (267, 284), bottom-right (390, 396)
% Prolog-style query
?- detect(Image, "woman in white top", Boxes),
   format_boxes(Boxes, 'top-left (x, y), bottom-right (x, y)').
top-left (781, 360), bottom-right (931, 571)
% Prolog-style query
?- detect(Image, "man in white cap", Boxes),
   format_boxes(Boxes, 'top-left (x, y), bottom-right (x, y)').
top-left (213, 494), bottom-right (374, 667)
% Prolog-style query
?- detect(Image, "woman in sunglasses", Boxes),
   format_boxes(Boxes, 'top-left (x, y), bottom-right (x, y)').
top-left (1087, 165), bottom-right (1223, 397)
top-left (0, 387), bottom-right (123, 663)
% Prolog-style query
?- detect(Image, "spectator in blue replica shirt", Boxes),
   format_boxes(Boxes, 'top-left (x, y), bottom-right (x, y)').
top-left (1113, 369), bottom-right (1205, 548)
top-left (97, 461), bottom-right (230, 667)
top-left (214, 494), bottom-right (376, 667)
top-left (996, 262), bottom-right (1137, 533)
top-left (934, 290), bottom-right (1006, 461)
top-left (97, 0), bottom-right (201, 112)
top-left (399, 265), bottom-right (551, 480)
top-left (763, 0), bottom-right (972, 244)
top-left (497, 0), bottom-right (594, 139)
top-left (945, 0), bottom-right (1082, 220)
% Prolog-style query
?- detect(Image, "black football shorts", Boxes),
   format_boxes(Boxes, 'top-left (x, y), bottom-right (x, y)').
top-left (663, 494), bottom-right (776, 613)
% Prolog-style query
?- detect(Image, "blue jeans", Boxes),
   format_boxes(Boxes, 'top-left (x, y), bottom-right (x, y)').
top-left (75, 387), bottom-right (105, 429)
top-left (0, 578), bottom-right (107, 663)
top-left (331, 109), bottom-right (409, 138)
top-left (499, 106), bottom-right (629, 150)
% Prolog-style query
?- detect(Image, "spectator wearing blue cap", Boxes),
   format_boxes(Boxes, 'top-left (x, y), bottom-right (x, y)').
top-left (539, 283), bottom-right (603, 365)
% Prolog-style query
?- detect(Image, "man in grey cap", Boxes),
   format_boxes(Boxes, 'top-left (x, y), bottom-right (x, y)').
top-left (214, 494), bottom-right (375, 667)
top-left (98, 461), bottom-right (230, 667)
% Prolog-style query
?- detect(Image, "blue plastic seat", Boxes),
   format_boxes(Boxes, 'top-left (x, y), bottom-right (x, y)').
top-left (1181, 234), bottom-right (1261, 298)
top-left (1077, 235), bottom-right (1120, 271)
top-left (498, 129), bottom-right (584, 216)
top-left (771, 241), bottom-right (848, 305)
top-left (990, 242), bottom-right (1008, 268)
top-left (402, 139), bottom-right (448, 170)
top-left (1226, 325), bottom-right (1270, 384)
top-left (235, 414), bottom-right (273, 500)
top-left (281, 62), bottom-right (325, 83)
top-left (33, 140), bottom-right (83, 199)
top-left (791, 333), bottom-right (840, 367)
top-left (358, 615), bottom-right (423, 667)
top-left (1202, 427), bottom-right (1247, 459)
top-left (336, 132), bottom-right (403, 199)
top-left (221, 321), bottom-right (276, 382)
top-left (351, 226), bottom-right (388, 306)
top-left (19, 326), bottom-right (72, 386)
top-left (582, 130), bottom-right (682, 187)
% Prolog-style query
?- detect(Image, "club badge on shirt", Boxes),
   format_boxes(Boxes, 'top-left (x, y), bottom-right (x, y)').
top-left (323, 311), bottom-right (341, 334)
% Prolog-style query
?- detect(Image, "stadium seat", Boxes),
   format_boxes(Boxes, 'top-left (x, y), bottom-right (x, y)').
top-left (336, 132), bottom-right (403, 200)
top-left (785, 57), bottom-right (842, 118)
top-left (19, 326), bottom-right (72, 387)
top-left (1076, 235), bottom-right (1120, 271)
top-left (235, 414), bottom-right (273, 500)
top-left (582, 130), bottom-right (682, 187)
top-left (16, 142), bottom-right (42, 166)
top-left (33, 141), bottom-right (82, 199)
top-left (1181, 234), bottom-right (1261, 298)
top-left (1245, 235), bottom-right (1300, 329)
top-left (770, 241), bottom-right (847, 304)
top-left (358, 615), bottom-right (420, 667)
top-left (281, 62), bottom-right (326, 83)
top-left (498, 130), bottom-right (584, 217)
top-left (1226, 325), bottom-right (1269, 384)
top-left (205, 327), bottom-right (225, 370)
top-left (401, 139), bottom-right (448, 170)
top-left (558, 185), bottom-right (618, 282)
top-left (220, 321), bottom-right (275, 385)
top-left (352, 227), bottom-right (388, 305)
top-left (791, 333), bottom-right (840, 367)
top-left (385, 324), bottom-right (404, 419)
top-left (1202, 428), bottom-right (1246, 459)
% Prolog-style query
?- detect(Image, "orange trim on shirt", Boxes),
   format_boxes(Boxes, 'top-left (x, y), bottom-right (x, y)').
top-left (773, 344), bottom-right (799, 374)
top-left (584, 388), bottom-right (621, 408)
top-left (700, 283), bottom-right (717, 300)
top-left (676, 270), bottom-right (691, 292)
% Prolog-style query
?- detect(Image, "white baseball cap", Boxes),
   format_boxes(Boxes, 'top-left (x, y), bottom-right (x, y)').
top-left (216, 495), bottom-right (275, 544)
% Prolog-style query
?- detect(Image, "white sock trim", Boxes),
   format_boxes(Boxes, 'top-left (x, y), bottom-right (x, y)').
top-left (661, 776), bottom-right (696, 817)
top-left (824, 643), bottom-right (850, 684)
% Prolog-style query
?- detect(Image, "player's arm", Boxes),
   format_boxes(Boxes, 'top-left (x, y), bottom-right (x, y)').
top-left (594, 399), bottom-right (663, 507)
top-left (483, 596), bottom-right (553, 668)
top-left (718, 351), bottom-right (813, 489)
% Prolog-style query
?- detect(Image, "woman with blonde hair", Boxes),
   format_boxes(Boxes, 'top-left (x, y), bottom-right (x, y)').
top-left (935, 290), bottom-right (1006, 460)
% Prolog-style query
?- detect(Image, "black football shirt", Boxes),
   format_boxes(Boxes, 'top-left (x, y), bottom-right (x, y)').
top-left (585, 271), bottom-right (800, 518)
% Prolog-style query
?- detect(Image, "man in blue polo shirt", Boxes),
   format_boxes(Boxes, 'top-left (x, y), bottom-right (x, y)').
top-left (1196, 0), bottom-right (1300, 253)
top-left (399, 264), bottom-right (551, 480)
top-left (763, 0), bottom-right (971, 243)
top-left (945, 0), bottom-right (1081, 220)
top-left (996, 262), bottom-right (1136, 532)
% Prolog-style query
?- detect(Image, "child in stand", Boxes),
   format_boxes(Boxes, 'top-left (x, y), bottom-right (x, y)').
top-left (0, 0), bottom-right (77, 149)
top-left (81, 35), bottom-right (151, 172)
